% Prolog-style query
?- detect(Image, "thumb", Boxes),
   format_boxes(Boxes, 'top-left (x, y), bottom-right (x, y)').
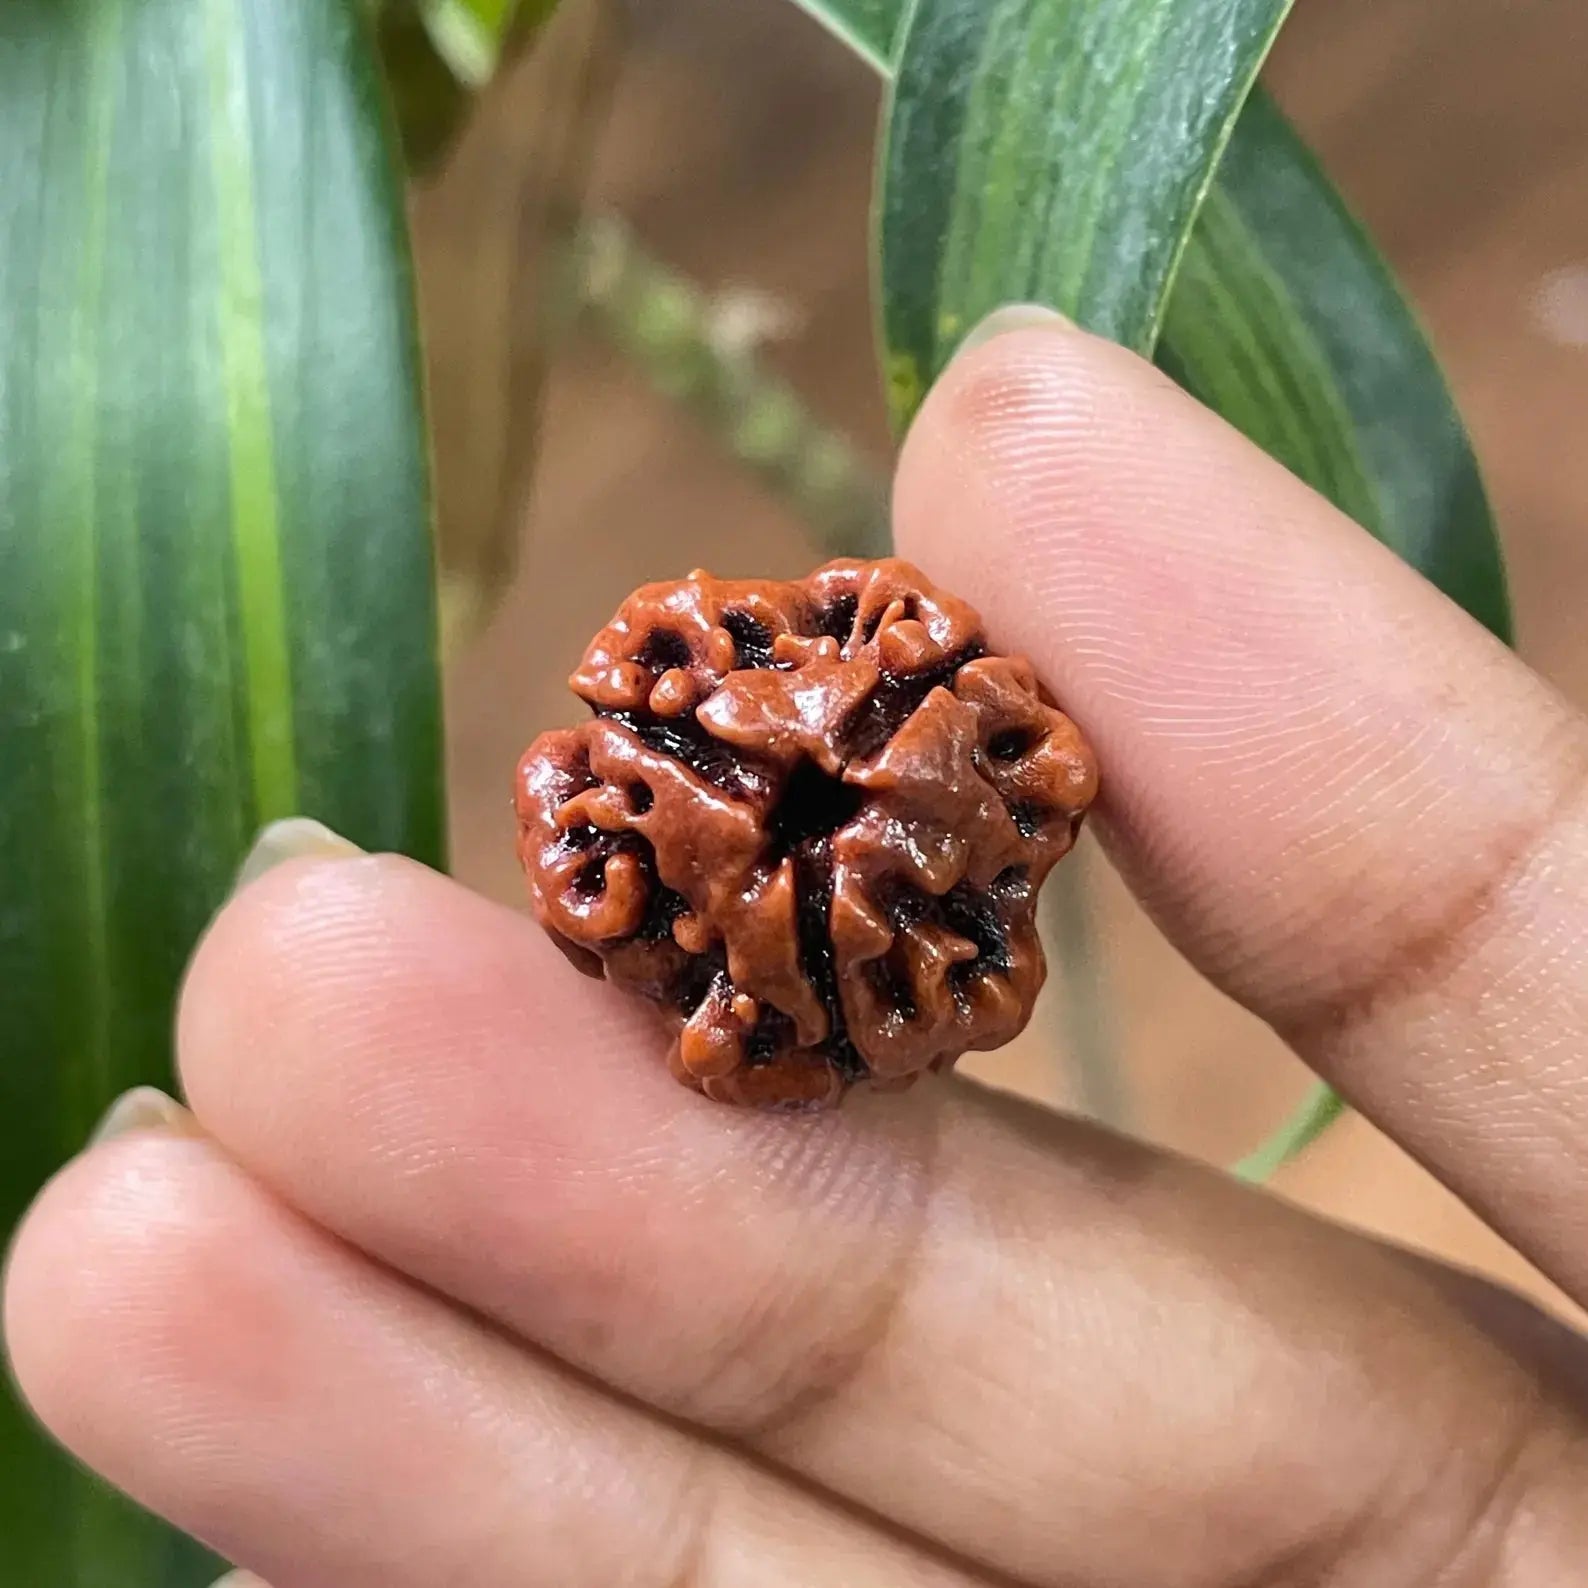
top-left (894, 311), bottom-right (1588, 1299)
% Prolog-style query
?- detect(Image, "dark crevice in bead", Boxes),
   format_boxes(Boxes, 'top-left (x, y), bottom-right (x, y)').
top-left (991, 864), bottom-right (1029, 897)
top-left (743, 1008), bottom-right (794, 1068)
top-left (841, 643), bottom-right (985, 761)
top-left (768, 758), bottom-right (862, 857)
top-left (1008, 799), bottom-right (1046, 838)
top-left (606, 711), bottom-right (772, 801)
top-left (988, 727), bottom-right (1038, 761)
top-left (637, 881), bottom-right (690, 943)
top-left (865, 952), bottom-right (918, 1025)
top-left (939, 880), bottom-right (1013, 975)
top-left (637, 628), bottom-right (691, 672)
top-left (721, 608), bottom-right (776, 670)
top-left (675, 950), bottom-right (727, 1018)
top-left (817, 593), bottom-right (858, 643)
top-left (875, 874), bottom-right (1013, 981)
top-left (792, 840), bottom-right (867, 1083)
top-left (567, 828), bottom-right (649, 906)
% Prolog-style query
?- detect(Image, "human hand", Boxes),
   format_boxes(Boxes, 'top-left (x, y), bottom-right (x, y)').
top-left (7, 311), bottom-right (1588, 1587)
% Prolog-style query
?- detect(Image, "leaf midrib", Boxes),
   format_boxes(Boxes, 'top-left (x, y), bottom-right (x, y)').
top-left (204, 0), bottom-right (297, 823)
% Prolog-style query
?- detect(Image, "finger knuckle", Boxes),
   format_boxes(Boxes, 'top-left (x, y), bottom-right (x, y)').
top-left (680, 1100), bottom-right (942, 1445)
top-left (1412, 1400), bottom-right (1584, 1587)
top-left (1279, 736), bottom-right (1588, 1051)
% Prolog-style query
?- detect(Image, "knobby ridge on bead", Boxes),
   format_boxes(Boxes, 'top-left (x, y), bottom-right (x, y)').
top-left (515, 558), bottom-right (1098, 1111)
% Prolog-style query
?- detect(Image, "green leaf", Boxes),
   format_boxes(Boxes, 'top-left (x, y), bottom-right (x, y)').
top-left (418, 0), bottom-right (509, 84)
top-left (1232, 1081), bottom-right (1345, 1183)
top-left (878, 0), bottom-right (1295, 417)
top-left (415, 0), bottom-right (558, 88)
top-left (1159, 97), bottom-right (1508, 1174)
top-left (796, 0), bottom-right (1510, 637)
top-left (376, 0), bottom-right (561, 168)
top-left (375, 3), bottom-right (479, 168)
top-left (797, 0), bottom-right (1511, 1175)
top-left (1156, 90), bottom-right (1510, 643)
top-left (0, 0), bottom-right (444, 1581)
top-left (786, 0), bottom-right (898, 70)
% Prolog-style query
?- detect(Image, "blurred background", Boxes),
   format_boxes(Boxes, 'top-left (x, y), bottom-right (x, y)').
top-left (426, 0), bottom-right (1587, 1314)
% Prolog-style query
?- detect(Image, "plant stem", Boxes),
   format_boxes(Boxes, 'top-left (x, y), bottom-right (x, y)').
top-left (1039, 838), bottom-right (1129, 1128)
top-left (1232, 1082), bottom-right (1346, 1183)
top-left (571, 211), bottom-right (891, 558)
top-left (421, 0), bottom-right (622, 653)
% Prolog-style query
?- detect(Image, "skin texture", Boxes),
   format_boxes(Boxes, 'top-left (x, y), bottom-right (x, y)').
top-left (7, 317), bottom-right (1588, 1588)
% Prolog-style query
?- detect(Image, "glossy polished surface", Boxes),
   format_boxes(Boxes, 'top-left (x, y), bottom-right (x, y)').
top-left (516, 558), bottom-right (1097, 1108)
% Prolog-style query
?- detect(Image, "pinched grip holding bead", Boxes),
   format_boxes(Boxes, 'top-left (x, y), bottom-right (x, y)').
top-left (515, 558), bottom-right (1098, 1111)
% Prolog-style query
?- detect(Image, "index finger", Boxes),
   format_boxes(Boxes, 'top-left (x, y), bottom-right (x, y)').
top-left (895, 317), bottom-right (1588, 1300)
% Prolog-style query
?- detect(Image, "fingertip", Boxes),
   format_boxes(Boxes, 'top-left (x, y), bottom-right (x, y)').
top-left (176, 851), bottom-right (452, 1115)
top-left (233, 816), bottom-right (366, 893)
top-left (6, 1145), bottom-right (117, 1420)
top-left (894, 321), bottom-right (1266, 743)
top-left (3, 1131), bottom-right (216, 1460)
top-left (951, 301), bottom-right (1077, 356)
top-left (886, 304), bottom-right (1588, 1280)
top-left (174, 841), bottom-right (679, 1206)
top-left (6, 1090), bottom-right (212, 1433)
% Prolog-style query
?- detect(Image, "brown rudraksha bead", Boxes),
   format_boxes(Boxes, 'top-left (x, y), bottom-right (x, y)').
top-left (515, 558), bottom-right (1098, 1111)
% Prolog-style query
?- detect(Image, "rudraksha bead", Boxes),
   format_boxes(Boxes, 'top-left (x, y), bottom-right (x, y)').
top-left (515, 558), bottom-right (1098, 1111)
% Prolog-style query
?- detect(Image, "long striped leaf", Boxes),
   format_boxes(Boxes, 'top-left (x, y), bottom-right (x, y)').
top-left (878, 0), bottom-right (1295, 414)
top-left (792, 0), bottom-right (1511, 1172)
top-left (792, 0), bottom-right (1510, 633)
top-left (1156, 90), bottom-right (1509, 641)
top-left (1158, 93), bottom-right (1510, 1174)
top-left (0, 1), bottom-right (444, 1580)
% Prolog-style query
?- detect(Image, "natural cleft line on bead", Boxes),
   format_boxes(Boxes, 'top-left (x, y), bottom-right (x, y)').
top-left (514, 558), bottom-right (1099, 1112)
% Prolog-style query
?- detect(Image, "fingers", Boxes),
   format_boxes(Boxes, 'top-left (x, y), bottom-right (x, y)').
top-left (3, 1129), bottom-right (976, 1588)
top-left (893, 319), bottom-right (1588, 1298)
top-left (175, 855), bottom-right (1588, 1588)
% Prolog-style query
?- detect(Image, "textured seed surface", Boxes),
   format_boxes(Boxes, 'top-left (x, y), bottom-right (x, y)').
top-left (515, 558), bottom-right (1098, 1111)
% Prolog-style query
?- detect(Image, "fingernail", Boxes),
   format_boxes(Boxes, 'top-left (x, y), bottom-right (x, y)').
top-left (88, 1086), bottom-right (196, 1148)
top-left (234, 817), bottom-right (363, 892)
top-left (955, 302), bottom-right (1074, 358)
top-left (209, 1572), bottom-right (270, 1588)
